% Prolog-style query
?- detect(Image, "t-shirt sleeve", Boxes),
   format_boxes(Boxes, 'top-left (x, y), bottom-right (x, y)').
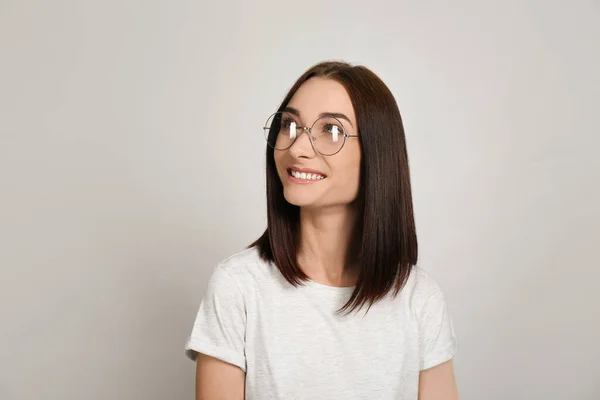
top-left (418, 290), bottom-right (458, 371)
top-left (185, 265), bottom-right (247, 372)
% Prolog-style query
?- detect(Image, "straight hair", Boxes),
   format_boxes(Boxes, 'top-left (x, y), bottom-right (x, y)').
top-left (250, 61), bottom-right (418, 313)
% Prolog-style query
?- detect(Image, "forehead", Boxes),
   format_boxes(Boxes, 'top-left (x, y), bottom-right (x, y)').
top-left (288, 78), bottom-right (356, 122)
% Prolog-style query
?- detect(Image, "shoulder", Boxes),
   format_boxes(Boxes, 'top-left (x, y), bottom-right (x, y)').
top-left (211, 247), bottom-right (277, 292)
top-left (217, 247), bottom-right (264, 273)
top-left (399, 266), bottom-right (449, 314)
top-left (406, 266), bottom-right (445, 298)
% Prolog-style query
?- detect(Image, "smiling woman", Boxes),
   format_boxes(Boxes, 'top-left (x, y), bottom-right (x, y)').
top-left (185, 61), bottom-right (459, 400)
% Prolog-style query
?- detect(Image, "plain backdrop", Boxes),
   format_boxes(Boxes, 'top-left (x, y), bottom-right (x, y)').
top-left (1, 0), bottom-right (599, 399)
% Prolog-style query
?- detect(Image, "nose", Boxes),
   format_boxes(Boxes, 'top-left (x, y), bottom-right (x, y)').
top-left (288, 128), bottom-right (316, 158)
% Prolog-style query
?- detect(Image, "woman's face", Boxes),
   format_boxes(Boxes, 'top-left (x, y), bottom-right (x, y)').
top-left (274, 77), bottom-right (362, 210)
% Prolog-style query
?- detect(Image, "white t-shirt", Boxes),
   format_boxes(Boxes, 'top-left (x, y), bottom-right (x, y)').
top-left (185, 248), bottom-right (457, 400)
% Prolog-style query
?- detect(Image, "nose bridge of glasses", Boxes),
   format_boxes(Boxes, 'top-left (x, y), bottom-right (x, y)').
top-left (292, 125), bottom-right (313, 140)
top-left (287, 124), bottom-right (318, 155)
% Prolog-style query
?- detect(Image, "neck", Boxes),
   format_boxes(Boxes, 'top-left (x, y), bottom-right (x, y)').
top-left (297, 204), bottom-right (361, 287)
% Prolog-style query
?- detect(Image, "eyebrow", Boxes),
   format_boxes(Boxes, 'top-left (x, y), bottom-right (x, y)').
top-left (283, 106), bottom-right (354, 128)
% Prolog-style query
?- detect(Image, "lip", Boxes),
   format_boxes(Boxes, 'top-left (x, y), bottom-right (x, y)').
top-left (287, 166), bottom-right (327, 176)
top-left (286, 166), bottom-right (327, 184)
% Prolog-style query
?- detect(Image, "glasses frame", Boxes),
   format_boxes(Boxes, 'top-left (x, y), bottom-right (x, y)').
top-left (262, 111), bottom-right (359, 156)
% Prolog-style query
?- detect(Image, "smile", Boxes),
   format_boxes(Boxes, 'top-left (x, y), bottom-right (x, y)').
top-left (287, 168), bottom-right (326, 182)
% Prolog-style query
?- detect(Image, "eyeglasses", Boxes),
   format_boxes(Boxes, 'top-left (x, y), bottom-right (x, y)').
top-left (262, 111), bottom-right (359, 156)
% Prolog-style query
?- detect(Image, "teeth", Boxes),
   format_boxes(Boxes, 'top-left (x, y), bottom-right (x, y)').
top-left (291, 170), bottom-right (324, 180)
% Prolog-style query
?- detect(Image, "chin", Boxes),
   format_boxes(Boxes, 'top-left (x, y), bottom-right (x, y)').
top-left (282, 188), bottom-right (321, 208)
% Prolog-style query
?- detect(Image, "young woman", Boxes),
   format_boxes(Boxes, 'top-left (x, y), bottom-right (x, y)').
top-left (186, 61), bottom-right (459, 399)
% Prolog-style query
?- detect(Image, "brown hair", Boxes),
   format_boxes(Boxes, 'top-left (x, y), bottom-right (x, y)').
top-left (250, 61), bottom-right (417, 313)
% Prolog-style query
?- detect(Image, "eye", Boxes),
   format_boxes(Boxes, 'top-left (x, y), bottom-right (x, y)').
top-left (325, 124), bottom-right (343, 135)
top-left (324, 124), bottom-right (336, 133)
top-left (281, 117), bottom-right (295, 129)
top-left (324, 124), bottom-right (343, 142)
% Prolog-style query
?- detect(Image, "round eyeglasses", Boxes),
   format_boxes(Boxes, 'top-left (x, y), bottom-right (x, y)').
top-left (262, 111), bottom-right (359, 156)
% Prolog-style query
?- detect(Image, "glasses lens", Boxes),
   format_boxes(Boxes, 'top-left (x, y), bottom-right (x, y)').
top-left (263, 112), bottom-right (299, 150)
top-left (311, 117), bottom-right (346, 155)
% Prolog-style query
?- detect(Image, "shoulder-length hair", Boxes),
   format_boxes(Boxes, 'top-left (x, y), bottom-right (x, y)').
top-left (250, 61), bottom-right (417, 313)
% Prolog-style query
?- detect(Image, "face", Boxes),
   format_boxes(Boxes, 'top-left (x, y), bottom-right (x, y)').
top-left (274, 77), bottom-right (362, 210)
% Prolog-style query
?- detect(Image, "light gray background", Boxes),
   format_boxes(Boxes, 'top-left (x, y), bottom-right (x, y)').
top-left (1, 0), bottom-right (599, 399)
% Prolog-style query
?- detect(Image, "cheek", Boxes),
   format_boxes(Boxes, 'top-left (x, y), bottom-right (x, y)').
top-left (347, 147), bottom-right (362, 182)
top-left (273, 152), bottom-right (291, 184)
top-left (332, 149), bottom-right (362, 193)
top-left (273, 152), bottom-right (284, 175)
top-left (347, 161), bottom-right (362, 190)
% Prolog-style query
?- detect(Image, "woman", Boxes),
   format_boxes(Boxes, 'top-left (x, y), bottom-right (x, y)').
top-left (186, 61), bottom-right (459, 399)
